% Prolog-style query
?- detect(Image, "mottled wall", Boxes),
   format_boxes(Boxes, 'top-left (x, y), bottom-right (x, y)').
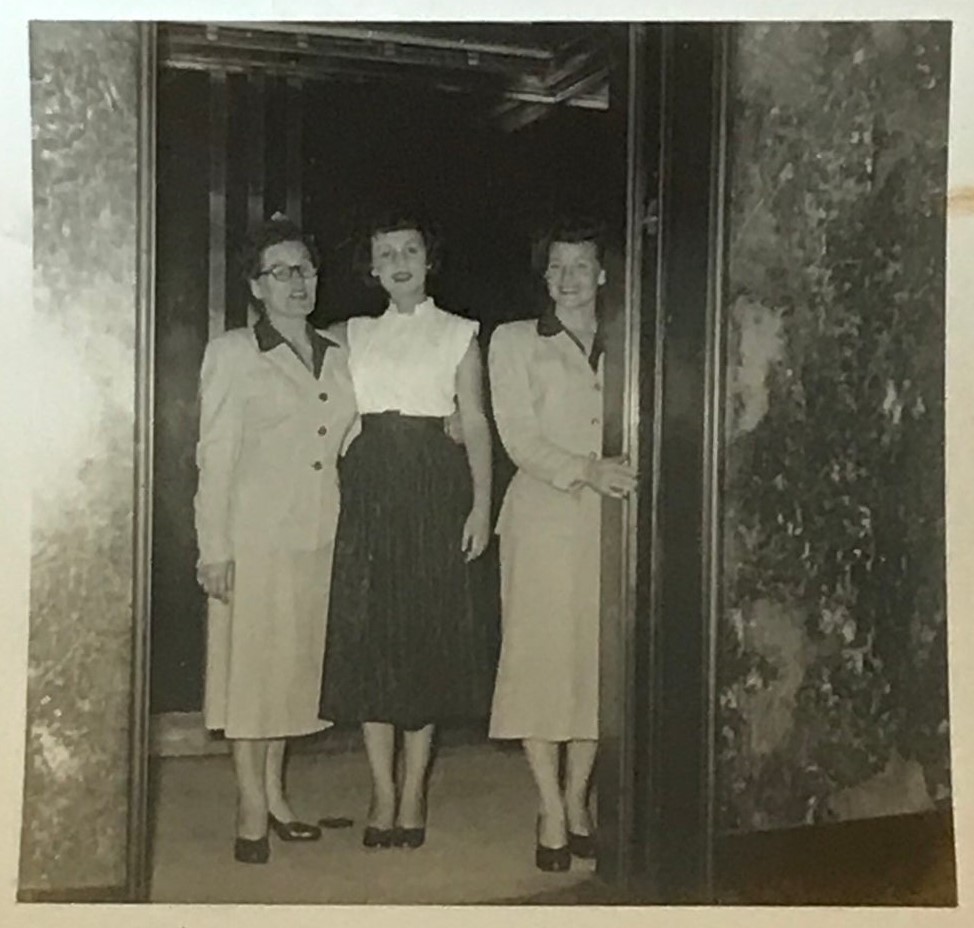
top-left (718, 22), bottom-right (950, 831)
top-left (20, 22), bottom-right (142, 894)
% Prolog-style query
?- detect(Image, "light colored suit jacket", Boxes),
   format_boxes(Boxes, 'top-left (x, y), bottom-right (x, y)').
top-left (489, 317), bottom-right (604, 538)
top-left (194, 320), bottom-right (358, 565)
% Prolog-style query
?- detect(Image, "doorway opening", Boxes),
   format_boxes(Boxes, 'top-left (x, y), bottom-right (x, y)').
top-left (149, 21), bottom-right (634, 903)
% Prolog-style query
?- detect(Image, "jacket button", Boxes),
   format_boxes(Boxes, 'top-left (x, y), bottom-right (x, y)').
top-left (318, 392), bottom-right (328, 401)
top-left (312, 461), bottom-right (323, 470)
top-left (318, 425), bottom-right (328, 436)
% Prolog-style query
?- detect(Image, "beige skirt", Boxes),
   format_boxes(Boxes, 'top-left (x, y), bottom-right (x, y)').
top-left (489, 487), bottom-right (601, 742)
top-left (204, 544), bottom-right (335, 740)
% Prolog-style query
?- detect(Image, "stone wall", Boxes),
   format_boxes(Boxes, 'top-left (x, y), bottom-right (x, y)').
top-left (718, 21), bottom-right (951, 831)
top-left (19, 21), bottom-right (143, 895)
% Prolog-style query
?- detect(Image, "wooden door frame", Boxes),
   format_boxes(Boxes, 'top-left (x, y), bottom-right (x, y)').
top-left (127, 19), bottom-right (732, 903)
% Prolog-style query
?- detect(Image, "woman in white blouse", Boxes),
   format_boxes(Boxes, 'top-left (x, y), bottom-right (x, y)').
top-left (488, 220), bottom-right (637, 871)
top-left (318, 212), bottom-right (493, 849)
top-left (195, 216), bottom-right (358, 863)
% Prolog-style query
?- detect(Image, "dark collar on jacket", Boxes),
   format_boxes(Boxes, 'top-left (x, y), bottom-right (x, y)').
top-left (537, 311), bottom-right (604, 372)
top-left (254, 313), bottom-right (336, 379)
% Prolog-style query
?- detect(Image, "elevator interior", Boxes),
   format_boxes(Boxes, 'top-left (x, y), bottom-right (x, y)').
top-left (151, 21), bottom-right (627, 741)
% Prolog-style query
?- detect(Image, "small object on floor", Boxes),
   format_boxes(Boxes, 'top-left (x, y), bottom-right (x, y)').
top-left (317, 816), bottom-right (355, 829)
top-left (362, 826), bottom-right (397, 849)
top-left (234, 835), bottom-right (270, 864)
top-left (568, 831), bottom-right (596, 860)
top-left (268, 814), bottom-right (322, 841)
top-left (394, 827), bottom-right (427, 849)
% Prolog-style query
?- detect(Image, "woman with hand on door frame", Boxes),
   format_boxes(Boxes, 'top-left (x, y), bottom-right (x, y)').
top-left (487, 218), bottom-right (637, 872)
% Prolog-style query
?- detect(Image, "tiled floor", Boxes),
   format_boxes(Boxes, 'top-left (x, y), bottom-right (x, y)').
top-left (148, 741), bottom-right (595, 904)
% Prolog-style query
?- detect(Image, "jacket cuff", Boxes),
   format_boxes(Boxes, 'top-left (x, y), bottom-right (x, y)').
top-left (550, 454), bottom-right (592, 491)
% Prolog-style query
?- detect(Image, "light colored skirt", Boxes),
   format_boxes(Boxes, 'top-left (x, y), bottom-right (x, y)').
top-left (489, 489), bottom-right (600, 742)
top-left (204, 544), bottom-right (335, 740)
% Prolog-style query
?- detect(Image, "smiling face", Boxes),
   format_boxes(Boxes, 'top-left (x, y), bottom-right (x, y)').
top-left (370, 228), bottom-right (429, 303)
top-left (544, 240), bottom-right (606, 311)
top-left (249, 240), bottom-right (318, 319)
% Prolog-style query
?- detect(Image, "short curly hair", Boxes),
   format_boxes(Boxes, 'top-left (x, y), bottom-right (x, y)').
top-left (239, 214), bottom-right (321, 282)
top-left (530, 216), bottom-right (607, 275)
top-left (352, 209), bottom-right (444, 286)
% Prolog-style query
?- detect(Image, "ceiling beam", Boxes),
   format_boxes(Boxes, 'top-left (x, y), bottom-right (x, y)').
top-left (158, 22), bottom-right (610, 126)
top-left (205, 21), bottom-right (557, 60)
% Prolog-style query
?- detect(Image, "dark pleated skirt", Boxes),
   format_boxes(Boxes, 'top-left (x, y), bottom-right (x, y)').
top-left (319, 412), bottom-right (491, 729)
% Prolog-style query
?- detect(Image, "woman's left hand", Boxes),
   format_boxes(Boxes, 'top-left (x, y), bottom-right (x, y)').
top-left (461, 506), bottom-right (491, 562)
top-left (444, 406), bottom-right (465, 445)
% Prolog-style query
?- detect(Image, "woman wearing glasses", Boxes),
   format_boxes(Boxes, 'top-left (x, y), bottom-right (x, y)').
top-left (194, 215), bottom-right (358, 864)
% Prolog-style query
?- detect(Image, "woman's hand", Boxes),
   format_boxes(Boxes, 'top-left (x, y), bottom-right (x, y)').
top-left (583, 456), bottom-right (638, 499)
top-left (461, 506), bottom-right (491, 562)
top-left (198, 561), bottom-right (234, 603)
top-left (444, 406), bottom-right (465, 445)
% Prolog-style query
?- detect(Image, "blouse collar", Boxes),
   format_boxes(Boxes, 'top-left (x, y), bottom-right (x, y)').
top-left (384, 296), bottom-right (435, 317)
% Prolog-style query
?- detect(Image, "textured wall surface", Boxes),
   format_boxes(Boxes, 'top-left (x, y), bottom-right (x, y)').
top-left (20, 21), bottom-right (142, 893)
top-left (718, 22), bottom-right (950, 832)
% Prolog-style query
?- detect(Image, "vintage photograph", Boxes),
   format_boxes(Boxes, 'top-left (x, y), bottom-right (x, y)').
top-left (15, 15), bottom-right (956, 908)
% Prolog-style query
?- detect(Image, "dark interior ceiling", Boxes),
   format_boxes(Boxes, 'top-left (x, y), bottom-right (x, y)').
top-left (158, 21), bottom-right (614, 130)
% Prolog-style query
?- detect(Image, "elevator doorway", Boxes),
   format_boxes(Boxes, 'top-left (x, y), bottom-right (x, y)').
top-left (149, 21), bottom-right (637, 899)
top-left (146, 21), bottom-right (726, 901)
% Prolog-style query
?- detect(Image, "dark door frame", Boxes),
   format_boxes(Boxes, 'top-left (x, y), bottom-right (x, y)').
top-left (598, 22), bottom-right (730, 903)
top-left (128, 20), bottom-right (732, 903)
top-left (647, 22), bottom-right (729, 902)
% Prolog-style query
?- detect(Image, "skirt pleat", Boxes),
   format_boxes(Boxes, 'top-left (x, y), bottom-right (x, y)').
top-left (319, 413), bottom-right (491, 728)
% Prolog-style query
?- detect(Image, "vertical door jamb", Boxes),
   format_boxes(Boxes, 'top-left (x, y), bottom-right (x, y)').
top-left (208, 70), bottom-right (228, 340)
top-left (597, 22), bottom-right (660, 894)
top-left (644, 22), bottom-right (730, 903)
top-left (601, 21), bottom-right (730, 903)
top-left (128, 19), bottom-right (158, 902)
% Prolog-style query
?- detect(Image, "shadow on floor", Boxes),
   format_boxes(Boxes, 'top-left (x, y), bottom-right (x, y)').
top-left (714, 808), bottom-right (957, 907)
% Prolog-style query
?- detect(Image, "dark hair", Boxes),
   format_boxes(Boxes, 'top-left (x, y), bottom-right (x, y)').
top-left (239, 215), bottom-right (321, 282)
top-left (531, 217), bottom-right (607, 275)
top-left (352, 209), bottom-right (443, 286)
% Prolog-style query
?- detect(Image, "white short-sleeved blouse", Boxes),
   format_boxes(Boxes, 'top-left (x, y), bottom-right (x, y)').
top-left (346, 298), bottom-right (479, 417)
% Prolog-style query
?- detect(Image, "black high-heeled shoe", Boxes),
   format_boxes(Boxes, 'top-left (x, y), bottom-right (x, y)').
top-left (268, 814), bottom-right (322, 842)
top-left (362, 826), bottom-right (397, 849)
top-left (567, 831), bottom-right (597, 860)
top-left (234, 835), bottom-right (270, 864)
top-left (535, 842), bottom-right (571, 872)
top-left (394, 793), bottom-right (428, 850)
top-left (535, 817), bottom-right (570, 872)
top-left (393, 826), bottom-right (427, 849)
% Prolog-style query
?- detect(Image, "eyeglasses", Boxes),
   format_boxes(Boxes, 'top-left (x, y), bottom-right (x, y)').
top-left (257, 262), bottom-right (318, 282)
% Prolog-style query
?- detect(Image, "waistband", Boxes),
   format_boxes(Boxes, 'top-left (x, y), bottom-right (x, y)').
top-left (360, 411), bottom-right (446, 430)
